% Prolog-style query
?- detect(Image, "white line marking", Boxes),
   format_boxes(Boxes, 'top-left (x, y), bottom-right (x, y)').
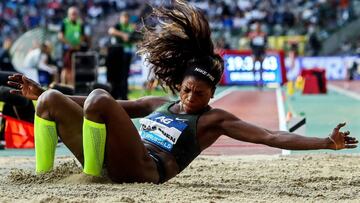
top-left (328, 84), bottom-right (360, 100)
top-left (276, 87), bottom-right (290, 155)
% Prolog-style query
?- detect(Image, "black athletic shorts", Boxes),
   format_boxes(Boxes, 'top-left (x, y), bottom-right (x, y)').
top-left (148, 151), bottom-right (166, 184)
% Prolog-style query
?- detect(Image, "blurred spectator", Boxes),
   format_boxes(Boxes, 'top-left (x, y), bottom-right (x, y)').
top-left (58, 6), bottom-right (86, 86)
top-left (338, 0), bottom-right (350, 26)
top-left (0, 0), bottom-right (359, 59)
top-left (23, 41), bottom-right (58, 85)
top-left (106, 11), bottom-right (135, 100)
top-left (0, 38), bottom-right (15, 72)
top-left (248, 21), bottom-right (267, 88)
top-left (348, 61), bottom-right (358, 81)
top-left (88, 3), bottom-right (103, 21)
top-left (287, 42), bottom-right (299, 70)
top-left (214, 37), bottom-right (230, 53)
top-left (307, 25), bottom-right (322, 56)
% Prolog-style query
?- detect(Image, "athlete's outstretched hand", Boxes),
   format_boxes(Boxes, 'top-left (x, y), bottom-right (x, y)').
top-left (7, 73), bottom-right (45, 100)
top-left (328, 122), bottom-right (358, 150)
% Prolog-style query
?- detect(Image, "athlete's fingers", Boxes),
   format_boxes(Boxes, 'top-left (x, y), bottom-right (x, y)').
top-left (333, 122), bottom-right (346, 133)
top-left (345, 144), bottom-right (357, 149)
top-left (9, 89), bottom-right (22, 95)
top-left (345, 136), bottom-right (356, 141)
top-left (7, 81), bottom-right (21, 89)
top-left (345, 140), bottom-right (358, 144)
top-left (8, 74), bottom-right (23, 82)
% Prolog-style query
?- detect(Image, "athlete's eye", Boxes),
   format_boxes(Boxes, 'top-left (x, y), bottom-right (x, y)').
top-left (183, 88), bottom-right (190, 93)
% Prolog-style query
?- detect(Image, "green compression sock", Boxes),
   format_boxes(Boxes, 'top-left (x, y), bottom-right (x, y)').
top-left (82, 118), bottom-right (106, 176)
top-left (34, 114), bottom-right (58, 174)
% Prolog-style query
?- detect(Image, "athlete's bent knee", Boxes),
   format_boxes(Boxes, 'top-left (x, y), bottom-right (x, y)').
top-left (36, 89), bottom-right (63, 117)
top-left (84, 89), bottom-right (113, 117)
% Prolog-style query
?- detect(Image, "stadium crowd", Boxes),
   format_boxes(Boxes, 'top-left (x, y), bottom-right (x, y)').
top-left (1, 1), bottom-right (359, 41)
top-left (190, 0), bottom-right (356, 35)
top-left (0, 0), bottom-right (145, 45)
top-left (1, 0), bottom-right (359, 55)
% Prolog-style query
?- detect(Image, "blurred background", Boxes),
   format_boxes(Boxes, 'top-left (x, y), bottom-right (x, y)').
top-left (0, 0), bottom-right (359, 95)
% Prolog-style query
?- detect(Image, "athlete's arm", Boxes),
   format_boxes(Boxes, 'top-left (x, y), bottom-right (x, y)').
top-left (67, 96), bottom-right (168, 117)
top-left (215, 110), bottom-right (358, 150)
top-left (7, 73), bottom-right (168, 117)
top-left (116, 96), bottom-right (169, 118)
top-left (64, 96), bottom-right (168, 117)
top-left (51, 95), bottom-right (168, 117)
top-left (7, 73), bottom-right (85, 105)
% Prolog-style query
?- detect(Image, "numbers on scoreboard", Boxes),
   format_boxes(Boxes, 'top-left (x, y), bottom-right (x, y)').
top-left (223, 53), bottom-right (283, 84)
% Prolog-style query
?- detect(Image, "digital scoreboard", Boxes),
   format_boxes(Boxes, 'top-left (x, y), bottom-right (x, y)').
top-left (221, 50), bottom-right (286, 85)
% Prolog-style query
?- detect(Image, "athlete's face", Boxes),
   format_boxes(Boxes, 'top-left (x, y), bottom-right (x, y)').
top-left (179, 76), bottom-right (214, 114)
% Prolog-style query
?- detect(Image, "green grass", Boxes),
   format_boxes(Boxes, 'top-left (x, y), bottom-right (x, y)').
top-left (128, 88), bottom-right (169, 100)
top-left (128, 85), bottom-right (273, 100)
top-left (128, 85), bottom-right (246, 100)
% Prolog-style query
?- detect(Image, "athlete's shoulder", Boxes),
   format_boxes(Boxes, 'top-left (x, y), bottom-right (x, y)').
top-left (139, 96), bottom-right (169, 104)
top-left (137, 96), bottom-right (170, 111)
top-left (201, 107), bottom-right (239, 123)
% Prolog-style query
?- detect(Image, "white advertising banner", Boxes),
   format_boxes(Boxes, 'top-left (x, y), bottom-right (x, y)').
top-left (286, 56), bottom-right (360, 81)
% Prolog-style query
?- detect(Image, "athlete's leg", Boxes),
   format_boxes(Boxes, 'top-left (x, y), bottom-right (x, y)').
top-left (83, 89), bottom-right (159, 183)
top-left (36, 89), bottom-right (84, 164)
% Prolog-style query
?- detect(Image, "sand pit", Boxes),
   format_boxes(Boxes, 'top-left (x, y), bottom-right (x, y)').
top-left (1, 154), bottom-right (360, 202)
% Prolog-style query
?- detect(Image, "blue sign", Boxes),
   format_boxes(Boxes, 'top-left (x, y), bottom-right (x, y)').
top-left (223, 54), bottom-right (283, 85)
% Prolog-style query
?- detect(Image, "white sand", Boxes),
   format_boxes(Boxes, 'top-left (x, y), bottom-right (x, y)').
top-left (1, 154), bottom-right (360, 202)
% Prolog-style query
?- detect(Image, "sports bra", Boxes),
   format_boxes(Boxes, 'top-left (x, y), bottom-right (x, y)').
top-left (139, 101), bottom-right (209, 172)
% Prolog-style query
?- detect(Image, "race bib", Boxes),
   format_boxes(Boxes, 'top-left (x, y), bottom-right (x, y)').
top-left (252, 36), bottom-right (265, 46)
top-left (139, 112), bottom-right (188, 151)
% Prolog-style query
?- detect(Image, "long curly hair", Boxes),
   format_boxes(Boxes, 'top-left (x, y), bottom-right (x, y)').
top-left (138, 0), bottom-right (224, 94)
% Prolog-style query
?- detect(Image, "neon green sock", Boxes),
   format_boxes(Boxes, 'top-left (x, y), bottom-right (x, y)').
top-left (82, 118), bottom-right (106, 176)
top-left (34, 114), bottom-right (58, 174)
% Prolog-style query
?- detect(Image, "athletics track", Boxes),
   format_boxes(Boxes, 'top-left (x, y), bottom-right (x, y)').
top-left (204, 81), bottom-right (360, 156)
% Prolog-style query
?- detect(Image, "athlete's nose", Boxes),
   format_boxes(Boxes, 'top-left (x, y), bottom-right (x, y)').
top-left (188, 92), bottom-right (196, 103)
